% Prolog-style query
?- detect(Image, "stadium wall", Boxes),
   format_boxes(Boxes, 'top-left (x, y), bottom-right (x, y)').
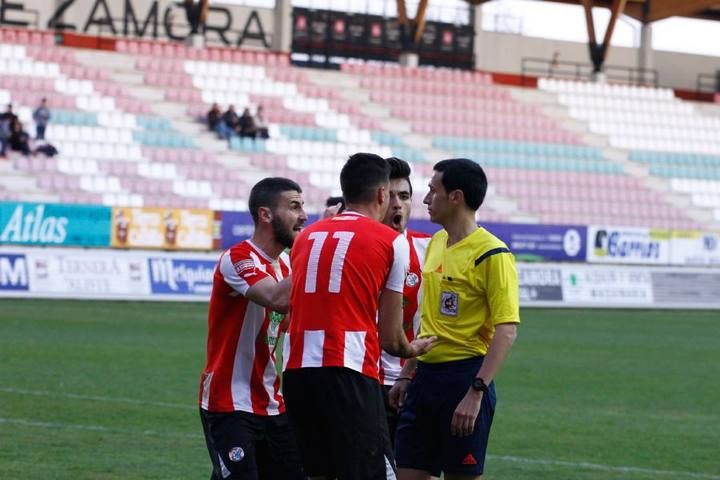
top-left (1, 246), bottom-right (719, 308)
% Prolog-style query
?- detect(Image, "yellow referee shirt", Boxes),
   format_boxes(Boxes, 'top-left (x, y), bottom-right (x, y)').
top-left (418, 227), bottom-right (520, 363)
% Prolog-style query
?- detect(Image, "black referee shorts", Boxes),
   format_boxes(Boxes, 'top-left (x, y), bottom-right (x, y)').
top-left (283, 367), bottom-right (396, 480)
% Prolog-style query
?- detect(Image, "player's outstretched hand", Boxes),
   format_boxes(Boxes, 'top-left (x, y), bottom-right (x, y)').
top-left (409, 336), bottom-right (436, 357)
top-left (388, 380), bottom-right (410, 410)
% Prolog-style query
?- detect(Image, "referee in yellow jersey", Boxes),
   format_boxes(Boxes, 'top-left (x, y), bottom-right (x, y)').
top-left (390, 158), bottom-right (520, 480)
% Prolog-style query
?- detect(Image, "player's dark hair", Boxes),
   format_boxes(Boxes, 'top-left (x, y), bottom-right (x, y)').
top-left (433, 158), bottom-right (487, 211)
top-left (386, 157), bottom-right (412, 195)
top-left (249, 177), bottom-right (302, 225)
top-left (325, 196), bottom-right (346, 213)
top-left (340, 153), bottom-right (390, 204)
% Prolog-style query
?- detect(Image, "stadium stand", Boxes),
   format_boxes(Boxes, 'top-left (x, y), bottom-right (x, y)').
top-left (0, 27), bottom-right (718, 229)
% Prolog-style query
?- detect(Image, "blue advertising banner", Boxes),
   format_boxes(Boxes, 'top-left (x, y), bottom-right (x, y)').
top-left (486, 223), bottom-right (587, 262)
top-left (148, 257), bottom-right (217, 295)
top-left (219, 211), bottom-right (255, 249)
top-left (0, 254), bottom-right (29, 291)
top-left (219, 211), bottom-right (323, 249)
top-left (406, 220), bottom-right (586, 262)
top-left (0, 202), bottom-right (111, 247)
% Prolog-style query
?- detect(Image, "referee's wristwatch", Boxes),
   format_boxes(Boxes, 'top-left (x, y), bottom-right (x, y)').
top-left (471, 377), bottom-right (488, 393)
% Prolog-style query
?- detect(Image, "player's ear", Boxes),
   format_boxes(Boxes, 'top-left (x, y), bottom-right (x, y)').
top-left (376, 185), bottom-right (387, 206)
top-left (258, 206), bottom-right (273, 224)
top-left (449, 189), bottom-right (464, 206)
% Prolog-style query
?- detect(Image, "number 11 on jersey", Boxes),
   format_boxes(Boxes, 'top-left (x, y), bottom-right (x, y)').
top-left (304, 231), bottom-right (355, 294)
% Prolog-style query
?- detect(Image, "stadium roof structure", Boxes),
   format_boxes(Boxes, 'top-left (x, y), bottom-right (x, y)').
top-left (465, 0), bottom-right (720, 73)
top-left (465, 0), bottom-right (720, 23)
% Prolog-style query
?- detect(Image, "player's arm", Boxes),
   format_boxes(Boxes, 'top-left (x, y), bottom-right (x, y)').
top-left (220, 251), bottom-right (292, 314)
top-left (388, 357), bottom-right (417, 409)
top-left (378, 235), bottom-right (435, 358)
top-left (245, 276), bottom-right (292, 314)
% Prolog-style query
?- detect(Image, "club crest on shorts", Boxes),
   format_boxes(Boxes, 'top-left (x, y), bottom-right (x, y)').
top-left (405, 272), bottom-right (419, 287)
top-left (440, 291), bottom-right (458, 316)
top-left (228, 447), bottom-right (245, 462)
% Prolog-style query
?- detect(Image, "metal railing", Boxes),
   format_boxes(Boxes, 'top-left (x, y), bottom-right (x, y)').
top-left (521, 57), bottom-right (659, 87)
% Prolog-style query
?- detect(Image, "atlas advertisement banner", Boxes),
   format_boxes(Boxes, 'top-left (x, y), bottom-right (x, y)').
top-left (516, 264), bottom-right (564, 303)
top-left (25, 249), bottom-right (150, 297)
top-left (586, 226), bottom-right (671, 265)
top-left (112, 207), bottom-right (214, 250)
top-left (561, 264), bottom-right (654, 306)
top-left (148, 257), bottom-right (217, 296)
top-left (669, 230), bottom-right (720, 266)
top-left (0, 202), bottom-right (111, 247)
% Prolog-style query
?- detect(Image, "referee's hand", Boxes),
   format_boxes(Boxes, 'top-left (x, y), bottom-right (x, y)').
top-left (408, 336), bottom-right (436, 357)
top-left (451, 389), bottom-right (483, 437)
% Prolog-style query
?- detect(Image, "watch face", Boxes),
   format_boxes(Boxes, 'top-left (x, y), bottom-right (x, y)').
top-left (472, 378), bottom-right (487, 392)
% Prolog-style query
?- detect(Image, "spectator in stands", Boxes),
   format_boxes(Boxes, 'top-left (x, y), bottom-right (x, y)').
top-left (208, 103), bottom-right (232, 139)
top-left (1, 104), bottom-right (19, 157)
top-left (239, 107), bottom-right (256, 138)
top-left (222, 104), bottom-right (240, 135)
top-left (9, 119), bottom-right (31, 156)
top-left (33, 140), bottom-right (59, 157)
top-left (0, 115), bottom-right (10, 158)
top-left (32, 98), bottom-right (51, 140)
top-left (206, 103), bottom-right (221, 131)
top-left (254, 105), bottom-right (270, 139)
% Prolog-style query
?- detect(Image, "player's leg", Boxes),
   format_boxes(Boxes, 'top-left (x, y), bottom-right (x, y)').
top-left (321, 368), bottom-right (396, 480)
top-left (199, 408), bottom-right (223, 480)
top-left (260, 413), bottom-right (307, 479)
top-left (382, 384), bottom-right (400, 448)
top-left (199, 408), bottom-right (264, 479)
top-left (395, 364), bottom-right (442, 480)
top-left (283, 368), bottom-right (336, 478)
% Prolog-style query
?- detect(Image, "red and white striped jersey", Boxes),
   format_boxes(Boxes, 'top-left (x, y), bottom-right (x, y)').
top-left (199, 240), bottom-right (289, 415)
top-left (379, 230), bottom-right (431, 385)
top-left (284, 212), bottom-right (409, 381)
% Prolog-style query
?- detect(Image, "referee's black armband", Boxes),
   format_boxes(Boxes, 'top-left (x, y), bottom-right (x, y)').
top-left (474, 247), bottom-right (511, 266)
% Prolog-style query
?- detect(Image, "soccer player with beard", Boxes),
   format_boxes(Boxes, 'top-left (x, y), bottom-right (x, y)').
top-left (199, 177), bottom-right (308, 480)
top-left (379, 157), bottom-right (431, 444)
top-left (283, 153), bottom-right (435, 480)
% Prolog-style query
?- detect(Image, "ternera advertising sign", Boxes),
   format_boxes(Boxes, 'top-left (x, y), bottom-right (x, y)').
top-left (0, 202), bottom-right (111, 247)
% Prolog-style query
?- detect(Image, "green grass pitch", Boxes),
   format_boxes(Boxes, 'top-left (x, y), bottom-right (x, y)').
top-left (0, 299), bottom-right (718, 479)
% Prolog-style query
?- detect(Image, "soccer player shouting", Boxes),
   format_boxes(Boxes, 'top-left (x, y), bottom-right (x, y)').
top-left (199, 177), bottom-right (307, 480)
top-left (378, 157), bottom-right (431, 443)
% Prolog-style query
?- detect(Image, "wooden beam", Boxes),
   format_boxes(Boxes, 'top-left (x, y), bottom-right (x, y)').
top-left (645, 0), bottom-right (719, 22)
top-left (414, 0), bottom-right (430, 44)
top-left (581, 0), bottom-right (598, 46)
top-left (599, 0), bottom-right (628, 63)
top-left (396, 0), bottom-right (408, 25)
